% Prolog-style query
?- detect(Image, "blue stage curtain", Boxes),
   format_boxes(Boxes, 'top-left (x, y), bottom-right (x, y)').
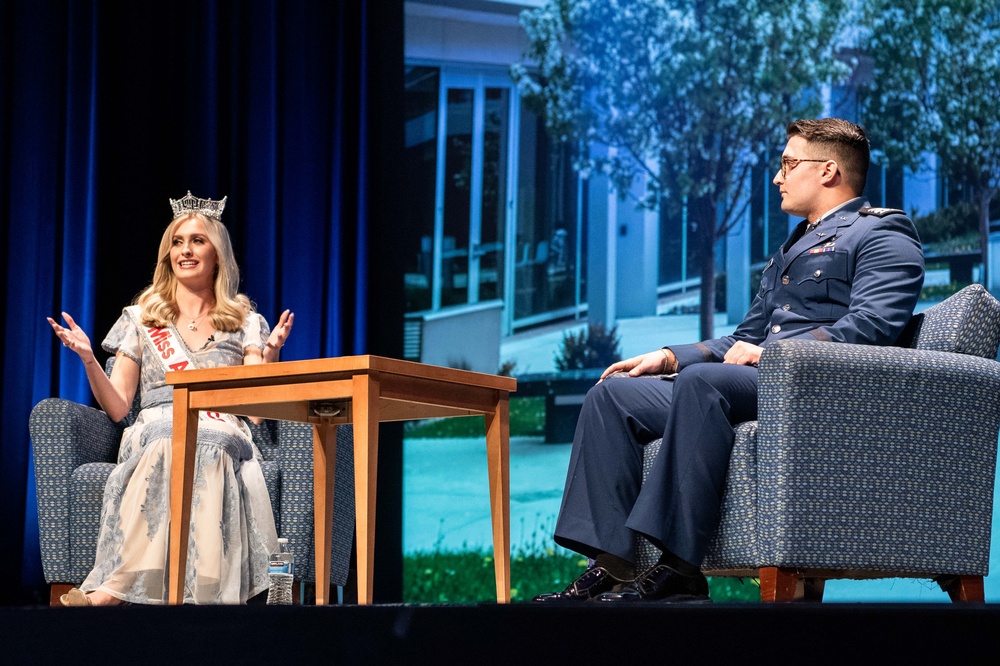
top-left (0, 0), bottom-right (405, 604)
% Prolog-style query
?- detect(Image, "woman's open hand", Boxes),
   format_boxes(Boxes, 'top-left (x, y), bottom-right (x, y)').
top-left (47, 312), bottom-right (95, 365)
top-left (264, 309), bottom-right (294, 363)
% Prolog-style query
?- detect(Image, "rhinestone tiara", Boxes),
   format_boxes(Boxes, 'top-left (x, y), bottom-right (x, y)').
top-left (169, 190), bottom-right (227, 220)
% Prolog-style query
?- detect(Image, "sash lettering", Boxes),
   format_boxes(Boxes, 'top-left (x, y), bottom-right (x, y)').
top-left (135, 312), bottom-right (248, 436)
top-left (145, 326), bottom-right (189, 370)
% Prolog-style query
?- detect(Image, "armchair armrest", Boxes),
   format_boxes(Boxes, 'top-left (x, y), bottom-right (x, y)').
top-left (29, 397), bottom-right (122, 583)
top-left (754, 339), bottom-right (1000, 575)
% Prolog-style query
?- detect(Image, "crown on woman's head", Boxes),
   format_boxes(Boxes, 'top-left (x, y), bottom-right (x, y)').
top-left (169, 191), bottom-right (227, 220)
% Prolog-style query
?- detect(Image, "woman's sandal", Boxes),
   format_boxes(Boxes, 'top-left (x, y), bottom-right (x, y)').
top-left (59, 588), bottom-right (92, 607)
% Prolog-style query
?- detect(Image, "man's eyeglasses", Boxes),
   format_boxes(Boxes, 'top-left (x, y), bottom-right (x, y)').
top-left (779, 156), bottom-right (829, 178)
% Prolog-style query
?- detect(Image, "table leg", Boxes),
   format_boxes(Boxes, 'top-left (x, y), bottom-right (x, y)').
top-left (484, 393), bottom-right (511, 603)
top-left (312, 419), bottom-right (338, 605)
top-left (352, 373), bottom-right (380, 605)
top-left (168, 388), bottom-right (199, 605)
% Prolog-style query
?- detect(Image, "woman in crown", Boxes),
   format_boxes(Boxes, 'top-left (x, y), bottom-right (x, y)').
top-left (47, 191), bottom-right (294, 605)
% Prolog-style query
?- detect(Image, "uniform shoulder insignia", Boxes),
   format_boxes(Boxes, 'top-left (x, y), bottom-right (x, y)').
top-left (859, 206), bottom-right (905, 217)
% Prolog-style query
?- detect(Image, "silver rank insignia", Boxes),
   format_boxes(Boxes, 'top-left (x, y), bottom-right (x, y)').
top-left (859, 206), bottom-right (905, 217)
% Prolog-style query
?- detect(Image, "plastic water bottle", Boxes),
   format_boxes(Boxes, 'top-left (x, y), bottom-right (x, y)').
top-left (266, 537), bottom-right (294, 605)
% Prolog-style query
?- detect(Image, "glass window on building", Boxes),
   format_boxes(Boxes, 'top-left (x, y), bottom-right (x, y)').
top-left (439, 86), bottom-right (476, 308)
top-left (864, 161), bottom-right (904, 209)
top-left (403, 65), bottom-right (439, 313)
top-left (403, 64), bottom-right (586, 333)
top-left (473, 86), bottom-right (510, 305)
top-left (659, 201), bottom-right (683, 286)
top-left (404, 66), bottom-right (515, 314)
top-left (513, 107), bottom-right (585, 327)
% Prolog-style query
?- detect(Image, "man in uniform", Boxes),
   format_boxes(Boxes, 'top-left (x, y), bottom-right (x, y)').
top-left (533, 118), bottom-right (925, 603)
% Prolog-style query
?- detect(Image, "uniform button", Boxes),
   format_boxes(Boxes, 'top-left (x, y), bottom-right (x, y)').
top-left (771, 325), bottom-right (781, 334)
top-left (782, 304), bottom-right (791, 311)
top-left (781, 275), bottom-right (790, 285)
top-left (813, 269), bottom-right (822, 277)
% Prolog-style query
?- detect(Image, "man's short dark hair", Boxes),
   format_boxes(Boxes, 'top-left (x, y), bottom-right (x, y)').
top-left (786, 118), bottom-right (870, 195)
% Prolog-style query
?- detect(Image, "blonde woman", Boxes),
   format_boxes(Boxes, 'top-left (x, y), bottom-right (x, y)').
top-left (48, 191), bottom-right (293, 605)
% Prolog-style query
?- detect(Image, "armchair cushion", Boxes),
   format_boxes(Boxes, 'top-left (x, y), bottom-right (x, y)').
top-left (903, 282), bottom-right (1000, 357)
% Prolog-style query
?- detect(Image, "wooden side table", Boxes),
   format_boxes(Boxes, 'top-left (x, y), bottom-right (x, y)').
top-left (166, 355), bottom-right (516, 605)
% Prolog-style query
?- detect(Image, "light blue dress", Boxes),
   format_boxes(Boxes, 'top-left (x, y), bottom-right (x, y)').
top-left (79, 305), bottom-right (279, 604)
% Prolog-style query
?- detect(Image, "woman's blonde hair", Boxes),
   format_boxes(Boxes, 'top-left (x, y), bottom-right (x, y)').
top-left (136, 212), bottom-right (253, 331)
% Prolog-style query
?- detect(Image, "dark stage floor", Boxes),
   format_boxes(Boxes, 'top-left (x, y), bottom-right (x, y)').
top-left (2, 602), bottom-right (997, 664)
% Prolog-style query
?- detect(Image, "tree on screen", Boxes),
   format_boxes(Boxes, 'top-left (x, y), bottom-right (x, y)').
top-left (511, 0), bottom-right (849, 339)
top-left (858, 0), bottom-right (1000, 285)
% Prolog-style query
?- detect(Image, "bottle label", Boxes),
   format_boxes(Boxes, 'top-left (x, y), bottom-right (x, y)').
top-left (269, 560), bottom-right (293, 575)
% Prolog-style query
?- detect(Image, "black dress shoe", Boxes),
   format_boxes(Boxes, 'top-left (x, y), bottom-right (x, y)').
top-left (532, 566), bottom-right (630, 603)
top-left (593, 563), bottom-right (710, 603)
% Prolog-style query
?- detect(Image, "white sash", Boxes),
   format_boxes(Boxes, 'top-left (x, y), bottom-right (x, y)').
top-left (141, 322), bottom-right (249, 435)
top-left (143, 323), bottom-right (195, 372)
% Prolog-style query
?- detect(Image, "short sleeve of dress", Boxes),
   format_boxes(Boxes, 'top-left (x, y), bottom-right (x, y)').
top-left (101, 306), bottom-right (142, 364)
top-left (244, 312), bottom-right (269, 352)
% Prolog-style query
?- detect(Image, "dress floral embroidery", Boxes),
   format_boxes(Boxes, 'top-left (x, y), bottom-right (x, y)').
top-left (79, 306), bottom-right (278, 604)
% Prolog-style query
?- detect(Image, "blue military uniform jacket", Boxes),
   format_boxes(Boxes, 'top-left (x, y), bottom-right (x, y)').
top-left (671, 197), bottom-right (925, 367)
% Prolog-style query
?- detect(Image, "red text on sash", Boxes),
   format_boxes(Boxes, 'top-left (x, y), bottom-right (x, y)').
top-left (147, 326), bottom-right (189, 371)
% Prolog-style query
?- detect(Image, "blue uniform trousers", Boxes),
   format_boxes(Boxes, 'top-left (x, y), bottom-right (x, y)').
top-left (552, 363), bottom-right (759, 566)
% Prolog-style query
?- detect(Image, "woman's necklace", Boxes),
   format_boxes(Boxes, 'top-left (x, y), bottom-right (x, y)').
top-left (185, 311), bottom-right (210, 331)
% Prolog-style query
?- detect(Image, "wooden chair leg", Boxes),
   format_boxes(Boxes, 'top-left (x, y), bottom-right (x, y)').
top-left (759, 567), bottom-right (799, 602)
top-left (938, 575), bottom-right (985, 603)
top-left (49, 583), bottom-right (73, 607)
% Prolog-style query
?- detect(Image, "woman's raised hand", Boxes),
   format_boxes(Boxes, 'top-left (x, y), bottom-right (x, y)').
top-left (47, 312), bottom-right (96, 365)
top-left (264, 309), bottom-right (294, 363)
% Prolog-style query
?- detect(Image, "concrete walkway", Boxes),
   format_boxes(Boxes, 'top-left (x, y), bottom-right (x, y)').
top-left (404, 435), bottom-right (569, 554)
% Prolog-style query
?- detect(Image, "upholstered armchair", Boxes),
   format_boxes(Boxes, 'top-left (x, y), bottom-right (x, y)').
top-left (29, 360), bottom-right (356, 605)
top-left (635, 283), bottom-right (1000, 602)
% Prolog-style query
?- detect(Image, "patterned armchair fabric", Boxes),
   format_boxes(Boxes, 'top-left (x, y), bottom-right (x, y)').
top-left (30, 359), bottom-right (356, 592)
top-left (636, 284), bottom-right (1000, 597)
